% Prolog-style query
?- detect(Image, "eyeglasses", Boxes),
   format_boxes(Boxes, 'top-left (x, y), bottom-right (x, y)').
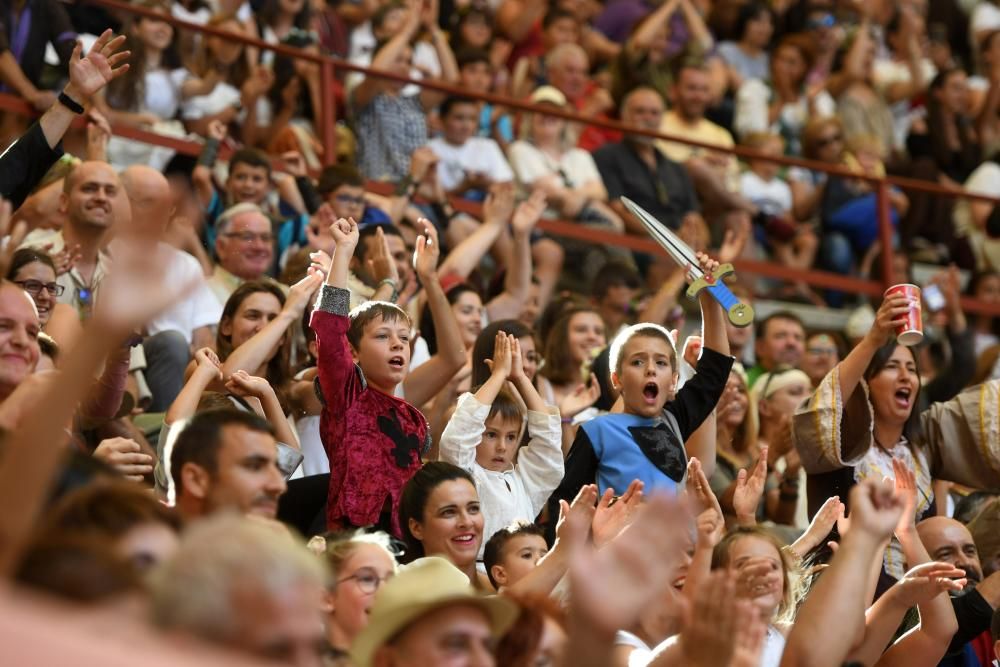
top-left (806, 347), bottom-right (837, 357)
top-left (334, 194), bottom-right (365, 206)
top-left (14, 280), bottom-right (64, 296)
top-left (336, 567), bottom-right (393, 594)
top-left (816, 133), bottom-right (842, 149)
top-left (807, 13), bottom-right (835, 30)
top-left (222, 231), bottom-right (275, 244)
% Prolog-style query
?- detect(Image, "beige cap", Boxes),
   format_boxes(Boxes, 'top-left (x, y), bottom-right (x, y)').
top-left (530, 85), bottom-right (568, 107)
top-left (351, 557), bottom-right (519, 667)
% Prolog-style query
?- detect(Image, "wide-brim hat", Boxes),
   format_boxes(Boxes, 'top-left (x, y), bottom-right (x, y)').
top-left (351, 557), bottom-right (519, 667)
top-left (529, 85), bottom-right (568, 108)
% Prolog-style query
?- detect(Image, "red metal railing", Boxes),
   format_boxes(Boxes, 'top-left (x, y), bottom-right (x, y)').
top-left (17, 0), bottom-right (997, 315)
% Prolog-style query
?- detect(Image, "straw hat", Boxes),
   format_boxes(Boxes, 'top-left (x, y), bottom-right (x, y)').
top-left (351, 557), bottom-right (519, 667)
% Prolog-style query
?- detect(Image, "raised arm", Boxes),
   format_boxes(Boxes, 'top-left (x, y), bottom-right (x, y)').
top-left (352, 1), bottom-right (420, 112)
top-left (835, 293), bottom-right (911, 406)
top-left (695, 252), bottom-right (730, 358)
top-left (780, 481), bottom-right (904, 667)
top-left (191, 120), bottom-right (227, 209)
top-left (438, 183), bottom-right (512, 279)
top-left (221, 272), bottom-right (323, 380)
top-left (401, 220), bottom-right (467, 407)
top-left (420, 4), bottom-right (459, 112)
top-left (485, 190), bottom-right (544, 321)
top-left (167, 348), bottom-right (223, 424)
top-left (628, 0), bottom-right (680, 53)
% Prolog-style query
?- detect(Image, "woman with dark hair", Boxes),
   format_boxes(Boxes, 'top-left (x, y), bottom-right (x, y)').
top-left (716, 2), bottom-right (774, 91)
top-left (6, 247), bottom-right (59, 327)
top-left (398, 461), bottom-right (489, 589)
top-left (537, 306), bottom-right (605, 409)
top-left (734, 33), bottom-right (835, 155)
top-left (418, 282), bottom-right (483, 358)
top-left (794, 292), bottom-right (1000, 589)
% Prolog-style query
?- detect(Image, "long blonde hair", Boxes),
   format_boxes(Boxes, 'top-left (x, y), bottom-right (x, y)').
top-left (712, 526), bottom-right (803, 625)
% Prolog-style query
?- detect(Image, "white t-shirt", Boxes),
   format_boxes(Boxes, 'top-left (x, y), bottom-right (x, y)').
top-left (973, 3), bottom-right (1000, 37)
top-left (427, 136), bottom-right (514, 192)
top-left (740, 170), bottom-right (792, 216)
top-left (614, 631), bottom-right (652, 667)
top-left (508, 140), bottom-right (603, 189)
top-left (180, 80), bottom-right (241, 120)
top-left (144, 68), bottom-right (189, 120)
top-left (140, 243), bottom-right (222, 343)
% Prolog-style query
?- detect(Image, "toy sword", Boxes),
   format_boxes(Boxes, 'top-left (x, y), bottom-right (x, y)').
top-left (620, 196), bottom-right (754, 328)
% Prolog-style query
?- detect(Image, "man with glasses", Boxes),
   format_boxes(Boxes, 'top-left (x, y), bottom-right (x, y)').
top-left (207, 203), bottom-right (285, 307)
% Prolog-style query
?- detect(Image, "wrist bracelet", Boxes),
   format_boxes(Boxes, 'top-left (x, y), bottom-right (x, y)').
top-left (198, 137), bottom-right (221, 168)
top-left (779, 491), bottom-right (799, 502)
top-left (57, 91), bottom-right (85, 114)
top-left (394, 175), bottom-right (414, 197)
top-left (378, 278), bottom-right (399, 302)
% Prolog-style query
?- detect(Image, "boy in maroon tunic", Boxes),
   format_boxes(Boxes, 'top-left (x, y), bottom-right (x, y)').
top-left (310, 216), bottom-right (444, 536)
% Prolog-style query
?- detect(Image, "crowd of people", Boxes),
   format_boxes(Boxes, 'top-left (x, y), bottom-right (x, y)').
top-left (5, 1), bottom-right (1000, 666)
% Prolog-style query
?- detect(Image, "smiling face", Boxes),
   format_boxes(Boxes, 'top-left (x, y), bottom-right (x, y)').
top-left (443, 102), bottom-right (480, 146)
top-left (137, 14), bottom-right (173, 52)
top-left (327, 543), bottom-right (397, 646)
top-left (61, 161), bottom-right (120, 231)
top-left (475, 413), bottom-right (522, 473)
top-left (567, 311), bottom-right (606, 366)
top-left (215, 211), bottom-right (275, 280)
top-left (613, 334), bottom-right (677, 418)
top-left (353, 312), bottom-right (411, 394)
top-left (0, 283), bottom-right (41, 400)
top-left (452, 291), bottom-right (484, 350)
top-left (719, 372), bottom-right (749, 429)
top-left (755, 317), bottom-right (805, 371)
top-left (409, 479), bottom-right (483, 570)
top-left (868, 345), bottom-right (919, 427)
top-left (729, 535), bottom-right (785, 619)
top-left (12, 261), bottom-right (57, 326)
top-left (222, 290), bottom-right (284, 352)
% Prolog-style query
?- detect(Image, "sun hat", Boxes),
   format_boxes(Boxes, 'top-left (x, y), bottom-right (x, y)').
top-left (529, 85), bottom-right (568, 107)
top-left (351, 557), bottom-right (519, 667)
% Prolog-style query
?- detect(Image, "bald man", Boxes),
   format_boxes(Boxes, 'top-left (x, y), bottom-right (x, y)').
top-left (918, 516), bottom-right (1000, 666)
top-left (117, 165), bottom-right (220, 411)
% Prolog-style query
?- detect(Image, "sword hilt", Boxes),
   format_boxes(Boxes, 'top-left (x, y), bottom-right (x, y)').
top-left (684, 264), bottom-right (755, 328)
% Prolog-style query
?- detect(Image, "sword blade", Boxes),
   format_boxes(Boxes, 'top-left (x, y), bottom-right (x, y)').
top-left (620, 197), bottom-right (705, 278)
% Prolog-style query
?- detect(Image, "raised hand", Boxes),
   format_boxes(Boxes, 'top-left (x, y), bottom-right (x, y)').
top-left (367, 226), bottom-right (399, 284)
top-left (890, 561), bottom-right (967, 608)
top-left (65, 29), bottom-right (131, 102)
top-left (677, 571), bottom-right (746, 666)
top-left (733, 445), bottom-right (768, 525)
top-left (682, 335), bottom-right (701, 368)
top-left (511, 189), bottom-right (547, 236)
top-left (194, 347), bottom-right (223, 381)
top-left (570, 493), bottom-right (688, 639)
top-left (790, 495), bottom-right (844, 559)
top-left (309, 249), bottom-right (332, 277)
top-left (558, 373), bottom-right (600, 420)
top-left (284, 271), bottom-right (325, 317)
top-left (85, 108), bottom-right (112, 160)
top-left (556, 483), bottom-right (598, 545)
top-left (483, 332), bottom-right (514, 380)
top-left (718, 213), bottom-right (751, 264)
top-left (93, 437), bottom-right (154, 482)
top-left (329, 216), bottom-right (359, 251)
top-left (687, 457), bottom-right (725, 547)
top-left (509, 335), bottom-right (526, 383)
top-left (848, 479), bottom-right (905, 543)
top-left (592, 479), bottom-right (644, 547)
top-left (206, 118), bottom-right (228, 142)
top-left (412, 218), bottom-right (440, 281)
top-left (48, 242), bottom-right (82, 276)
top-left (867, 293), bottom-right (914, 348)
top-left (225, 369), bottom-right (273, 400)
top-left (693, 250), bottom-right (720, 282)
top-left (280, 150), bottom-right (308, 178)
top-left (482, 181), bottom-right (515, 225)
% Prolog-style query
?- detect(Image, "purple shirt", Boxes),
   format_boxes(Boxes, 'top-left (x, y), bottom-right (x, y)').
top-left (594, 0), bottom-right (653, 43)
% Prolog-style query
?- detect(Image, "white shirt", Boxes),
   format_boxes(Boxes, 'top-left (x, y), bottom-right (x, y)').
top-left (508, 140), bottom-right (604, 198)
top-left (142, 243), bottom-right (221, 343)
top-left (347, 23), bottom-right (440, 98)
top-left (180, 80), bottom-right (241, 120)
top-left (427, 136), bottom-right (514, 192)
top-left (438, 392), bottom-right (563, 559)
top-left (740, 171), bottom-right (792, 216)
top-left (733, 79), bottom-right (835, 142)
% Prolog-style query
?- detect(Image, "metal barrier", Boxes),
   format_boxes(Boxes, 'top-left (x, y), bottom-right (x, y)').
top-left (11, 0), bottom-right (1000, 316)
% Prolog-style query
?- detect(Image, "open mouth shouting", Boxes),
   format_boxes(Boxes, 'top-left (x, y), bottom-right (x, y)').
top-left (643, 382), bottom-right (660, 405)
top-left (893, 386), bottom-right (912, 410)
top-left (388, 355), bottom-right (406, 370)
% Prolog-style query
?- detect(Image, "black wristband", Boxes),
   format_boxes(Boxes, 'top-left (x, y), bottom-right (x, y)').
top-left (57, 91), bottom-right (85, 114)
top-left (394, 175), bottom-right (414, 198)
top-left (296, 175), bottom-right (323, 215)
top-left (198, 137), bottom-right (220, 168)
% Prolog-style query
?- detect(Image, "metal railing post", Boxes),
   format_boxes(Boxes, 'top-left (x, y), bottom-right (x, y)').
top-left (877, 179), bottom-right (895, 294)
top-left (320, 59), bottom-right (337, 167)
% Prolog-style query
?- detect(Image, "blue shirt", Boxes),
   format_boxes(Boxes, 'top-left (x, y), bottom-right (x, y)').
top-left (583, 413), bottom-right (686, 495)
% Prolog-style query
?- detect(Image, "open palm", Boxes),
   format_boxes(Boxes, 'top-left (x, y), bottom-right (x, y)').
top-left (68, 30), bottom-right (130, 100)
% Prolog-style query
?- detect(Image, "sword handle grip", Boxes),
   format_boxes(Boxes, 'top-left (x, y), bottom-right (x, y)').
top-left (685, 264), bottom-right (755, 328)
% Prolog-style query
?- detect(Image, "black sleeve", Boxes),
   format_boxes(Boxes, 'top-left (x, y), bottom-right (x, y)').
top-left (946, 588), bottom-right (994, 654)
top-left (542, 427), bottom-right (598, 545)
top-left (593, 147), bottom-right (625, 201)
top-left (42, 0), bottom-right (77, 64)
top-left (0, 121), bottom-right (62, 209)
top-left (675, 159), bottom-right (700, 214)
top-left (924, 326), bottom-right (976, 406)
top-left (666, 347), bottom-right (734, 441)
